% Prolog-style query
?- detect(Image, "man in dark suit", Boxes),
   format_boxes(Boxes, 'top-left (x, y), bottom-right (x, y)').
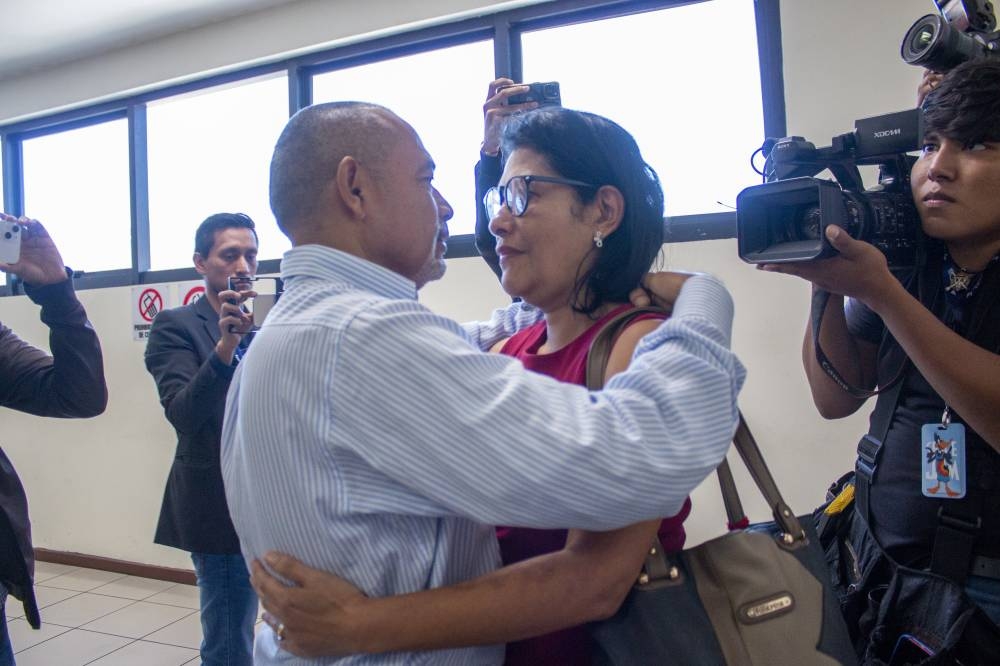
top-left (0, 214), bottom-right (107, 665)
top-left (145, 212), bottom-right (259, 666)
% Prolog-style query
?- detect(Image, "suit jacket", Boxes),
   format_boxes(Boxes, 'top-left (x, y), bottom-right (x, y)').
top-left (145, 294), bottom-right (248, 554)
top-left (0, 276), bottom-right (107, 628)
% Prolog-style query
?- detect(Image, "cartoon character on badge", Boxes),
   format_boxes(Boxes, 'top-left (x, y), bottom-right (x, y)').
top-left (926, 432), bottom-right (960, 497)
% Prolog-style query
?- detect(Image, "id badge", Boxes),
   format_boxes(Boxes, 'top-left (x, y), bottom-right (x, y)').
top-left (921, 422), bottom-right (966, 499)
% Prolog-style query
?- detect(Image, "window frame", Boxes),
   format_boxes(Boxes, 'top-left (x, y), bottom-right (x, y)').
top-left (0, 0), bottom-right (783, 296)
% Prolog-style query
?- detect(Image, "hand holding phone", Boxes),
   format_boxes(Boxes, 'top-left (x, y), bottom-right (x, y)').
top-left (499, 81), bottom-right (561, 107)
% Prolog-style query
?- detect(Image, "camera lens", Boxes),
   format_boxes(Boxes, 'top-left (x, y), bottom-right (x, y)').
top-left (3, 232), bottom-right (11, 240)
top-left (543, 83), bottom-right (558, 97)
top-left (11, 225), bottom-right (19, 233)
top-left (901, 13), bottom-right (989, 71)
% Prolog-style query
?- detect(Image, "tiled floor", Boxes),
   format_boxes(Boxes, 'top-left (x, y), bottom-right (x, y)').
top-left (4, 561), bottom-right (226, 665)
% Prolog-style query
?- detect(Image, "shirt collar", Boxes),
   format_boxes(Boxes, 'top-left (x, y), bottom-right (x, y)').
top-left (280, 244), bottom-right (417, 301)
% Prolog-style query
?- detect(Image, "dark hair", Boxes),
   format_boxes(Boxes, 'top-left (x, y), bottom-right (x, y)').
top-left (194, 212), bottom-right (258, 257)
top-left (923, 58), bottom-right (1000, 145)
top-left (499, 107), bottom-right (664, 315)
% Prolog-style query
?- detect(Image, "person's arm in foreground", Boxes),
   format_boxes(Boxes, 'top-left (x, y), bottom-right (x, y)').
top-left (764, 225), bottom-right (1000, 448)
top-left (340, 272), bottom-right (742, 530)
top-left (0, 215), bottom-right (106, 417)
top-left (252, 320), bottom-right (666, 658)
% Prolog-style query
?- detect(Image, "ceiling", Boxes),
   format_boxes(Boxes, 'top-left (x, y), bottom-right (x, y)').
top-left (0, 0), bottom-right (303, 80)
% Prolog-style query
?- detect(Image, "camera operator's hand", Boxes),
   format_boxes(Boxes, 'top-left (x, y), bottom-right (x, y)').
top-left (216, 288), bottom-right (256, 364)
top-left (759, 226), bottom-right (893, 306)
top-left (917, 68), bottom-right (944, 106)
top-left (0, 214), bottom-right (69, 286)
top-left (482, 78), bottom-right (538, 156)
top-left (629, 271), bottom-right (697, 312)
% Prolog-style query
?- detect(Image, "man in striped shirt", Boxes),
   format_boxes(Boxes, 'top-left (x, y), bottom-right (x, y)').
top-left (221, 101), bottom-right (745, 665)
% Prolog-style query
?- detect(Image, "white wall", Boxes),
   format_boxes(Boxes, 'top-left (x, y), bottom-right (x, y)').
top-left (0, 0), bottom-right (932, 569)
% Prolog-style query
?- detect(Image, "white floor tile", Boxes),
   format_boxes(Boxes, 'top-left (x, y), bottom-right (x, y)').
top-left (3, 593), bottom-right (23, 621)
top-left (143, 612), bottom-right (203, 650)
top-left (12, 628), bottom-right (131, 666)
top-left (32, 585), bottom-right (82, 609)
top-left (40, 593), bottom-right (135, 627)
top-left (6, 617), bottom-right (72, 652)
top-left (82, 601), bottom-right (193, 639)
top-left (41, 568), bottom-right (126, 592)
top-left (144, 583), bottom-right (201, 610)
top-left (88, 639), bottom-right (199, 665)
top-left (32, 562), bottom-right (79, 583)
top-left (90, 575), bottom-right (177, 600)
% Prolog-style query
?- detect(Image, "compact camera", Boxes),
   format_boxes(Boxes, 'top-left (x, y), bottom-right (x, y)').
top-left (902, 0), bottom-right (1000, 70)
top-left (227, 276), bottom-right (283, 327)
top-left (502, 81), bottom-right (561, 107)
top-left (0, 219), bottom-right (22, 265)
top-left (736, 109), bottom-right (924, 269)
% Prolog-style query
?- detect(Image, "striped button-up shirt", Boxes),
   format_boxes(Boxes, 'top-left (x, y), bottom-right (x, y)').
top-left (221, 245), bottom-right (745, 665)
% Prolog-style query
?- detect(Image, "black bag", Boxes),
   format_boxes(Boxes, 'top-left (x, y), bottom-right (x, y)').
top-left (816, 475), bottom-right (1000, 665)
top-left (582, 307), bottom-right (856, 665)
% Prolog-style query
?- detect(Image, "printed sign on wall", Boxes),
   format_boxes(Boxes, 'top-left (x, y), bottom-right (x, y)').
top-left (132, 286), bottom-right (168, 341)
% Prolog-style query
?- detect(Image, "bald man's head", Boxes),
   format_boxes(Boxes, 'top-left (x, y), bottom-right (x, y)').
top-left (269, 102), bottom-right (404, 238)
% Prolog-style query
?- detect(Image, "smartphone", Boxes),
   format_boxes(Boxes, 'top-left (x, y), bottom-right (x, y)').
top-left (227, 276), bottom-right (283, 327)
top-left (502, 81), bottom-right (561, 107)
top-left (0, 219), bottom-right (22, 264)
top-left (888, 633), bottom-right (935, 665)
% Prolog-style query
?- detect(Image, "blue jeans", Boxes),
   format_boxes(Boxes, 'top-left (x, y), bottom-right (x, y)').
top-left (190, 553), bottom-right (257, 666)
top-left (0, 582), bottom-right (15, 666)
top-left (966, 574), bottom-right (1000, 626)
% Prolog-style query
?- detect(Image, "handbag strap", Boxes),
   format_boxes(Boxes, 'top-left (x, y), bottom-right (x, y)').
top-left (585, 306), bottom-right (669, 391)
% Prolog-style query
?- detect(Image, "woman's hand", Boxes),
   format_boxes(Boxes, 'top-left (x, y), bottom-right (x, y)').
top-left (482, 78), bottom-right (537, 156)
top-left (252, 552), bottom-right (369, 658)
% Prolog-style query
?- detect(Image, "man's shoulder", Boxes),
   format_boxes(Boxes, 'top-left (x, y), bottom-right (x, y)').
top-left (151, 300), bottom-right (206, 329)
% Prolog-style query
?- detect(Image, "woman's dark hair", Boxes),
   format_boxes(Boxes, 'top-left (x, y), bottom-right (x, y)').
top-left (923, 58), bottom-right (1000, 145)
top-left (499, 107), bottom-right (664, 315)
top-left (194, 212), bottom-right (258, 257)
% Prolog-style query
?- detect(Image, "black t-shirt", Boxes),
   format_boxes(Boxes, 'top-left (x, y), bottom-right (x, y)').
top-left (845, 271), bottom-right (1000, 565)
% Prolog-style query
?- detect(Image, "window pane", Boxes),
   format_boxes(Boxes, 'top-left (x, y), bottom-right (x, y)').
top-left (147, 74), bottom-right (290, 269)
top-left (312, 41), bottom-right (495, 237)
top-left (22, 119), bottom-right (131, 272)
top-left (522, 0), bottom-right (765, 217)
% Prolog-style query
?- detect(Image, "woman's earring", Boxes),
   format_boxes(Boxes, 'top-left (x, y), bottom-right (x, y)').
top-left (593, 231), bottom-right (604, 248)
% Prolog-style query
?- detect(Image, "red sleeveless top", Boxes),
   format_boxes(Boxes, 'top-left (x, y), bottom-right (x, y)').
top-left (496, 304), bottom-right (692, 665)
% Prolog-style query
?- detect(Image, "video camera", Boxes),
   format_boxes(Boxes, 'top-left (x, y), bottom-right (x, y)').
top-left (902, 0), bottom-right (1000, 70)
top-left (736, 109), bottom-right (924, 269)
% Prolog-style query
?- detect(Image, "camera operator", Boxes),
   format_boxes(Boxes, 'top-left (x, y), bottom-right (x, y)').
top-left (761, 59), bottom-right (1000, 654)
top-left (143, 212), bottom-right (259, 666)
top-left (0, 214), bottom-right (107, 665)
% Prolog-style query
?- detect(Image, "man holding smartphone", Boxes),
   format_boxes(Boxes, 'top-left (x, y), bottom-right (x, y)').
top-left (144, 212), bottom-right (259, 666)
top-left (0, 214), bottom-right (107, 665)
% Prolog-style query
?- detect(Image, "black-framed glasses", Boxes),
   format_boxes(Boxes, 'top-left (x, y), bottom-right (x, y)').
top-left (483, 175), bottom-right (598, 219)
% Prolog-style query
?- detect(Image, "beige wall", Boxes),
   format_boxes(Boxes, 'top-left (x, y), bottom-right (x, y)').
top-left (0, 0), bottom-right (932, 568)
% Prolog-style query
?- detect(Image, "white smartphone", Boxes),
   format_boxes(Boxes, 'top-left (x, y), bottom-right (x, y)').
top-left (0, 219), bottom-right (22, 265)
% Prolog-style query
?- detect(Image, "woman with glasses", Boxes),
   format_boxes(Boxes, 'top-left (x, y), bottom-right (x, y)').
top-left (250, 86), bottom-right (700, 665)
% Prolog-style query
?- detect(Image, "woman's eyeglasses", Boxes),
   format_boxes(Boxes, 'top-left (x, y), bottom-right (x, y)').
top-left (483, 175), bottom-right (597, 219)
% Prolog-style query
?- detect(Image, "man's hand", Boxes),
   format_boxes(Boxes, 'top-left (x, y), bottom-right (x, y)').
top-left (917, 68), bottom-right (944, 107)
top-left (758, 225), bottom-right (893, 306)
top-left (252, 552), bottom-right (368, 658)
top-left (482, 78), bottom-right (537, 156)
top-left (628, 271), bottom-right (696, 312)
top-left (0, 215), bottom-right (69, 286)
top-left (215, 288), bottom-right (255, 364)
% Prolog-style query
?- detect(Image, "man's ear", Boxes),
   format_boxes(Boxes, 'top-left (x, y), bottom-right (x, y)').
top-left (193, 252), bottom-right (207, 276)
top-left (593, 184), bottom-right (625, 238)
top-left (335, 156), bottom-right (369, 220)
